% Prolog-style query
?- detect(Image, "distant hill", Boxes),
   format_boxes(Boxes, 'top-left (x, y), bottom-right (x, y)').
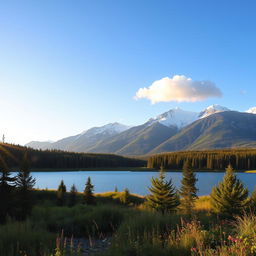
top-left (0, 143), bottom-right (146, 169)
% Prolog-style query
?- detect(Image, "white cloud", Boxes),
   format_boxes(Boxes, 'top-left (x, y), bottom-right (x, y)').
top-left (135, 75), bottom-right (222, 104)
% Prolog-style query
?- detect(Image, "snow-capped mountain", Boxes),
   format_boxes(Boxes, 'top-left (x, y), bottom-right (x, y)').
top-left (246, 107), bottom-right (256, 114)
top-left (198, 105), bottom-right (230, 119)
top-left (27, 104), bottom-right (256, 155)
top-left (26, 122), bottom-right (130, 152)
top-left (83, 122), bottom-right (130, 136)
top-left (147, 107), bottom-right (199, 129)
top-left (146, 105), bottom-right (230, 129)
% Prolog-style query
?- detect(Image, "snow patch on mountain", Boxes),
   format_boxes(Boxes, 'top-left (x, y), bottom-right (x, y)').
top-left (198, 105), bottom-right (230, 119)
top-left (147, 107), bottom-right (199, 129)
top-left (246, 107), bottom-right (256, 114)
top-left (82, 122), bottom-right (131, 137)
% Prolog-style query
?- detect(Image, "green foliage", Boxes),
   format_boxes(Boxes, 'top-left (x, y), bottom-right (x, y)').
top-left (251, 186), bottom-right (256, 211)
top-left (31, 204), bottom-right (129, 237)
top-left (180, 161), bottom-right (198, 214)
top-left (147, 148), bottom-right (256, 170)
top-left (68, 184), bottom-right (78, 207)
top-left (83, 177), bottom-right (95, 205)
top-left (0, 220), bottom-right (55, 256)
top-left (0, 142), bottom-right (145, 170)
top-left (57, 180), bottom-right (67, 206)
top-left (210, 165), bottom-right (249, 217)
top-left (147, 167), bottom-right (180, 214)
top-left (15, 152), bottom-right (36, 219)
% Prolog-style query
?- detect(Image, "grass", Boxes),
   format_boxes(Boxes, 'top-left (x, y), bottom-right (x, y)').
top-left (2, 190), bottom-right (256, 256)
top-left (194, 195), bottom-right (212, 212)
top-left (245, 170), bottom-right (256, 173)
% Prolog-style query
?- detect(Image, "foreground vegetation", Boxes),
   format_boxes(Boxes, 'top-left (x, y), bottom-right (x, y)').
top-left (3, 190), bottom-right (256, 256)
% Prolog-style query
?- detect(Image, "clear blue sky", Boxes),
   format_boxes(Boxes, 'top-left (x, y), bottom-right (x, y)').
top-left (1, 0), bottom-right (256, 144)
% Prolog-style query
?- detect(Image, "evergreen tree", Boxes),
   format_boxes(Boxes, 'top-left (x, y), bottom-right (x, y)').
top-left (69, 184), bottom-right (78, 207)
top-left (210, 165), bottom-right (249, 217)
top-left (147, 167), bottom-right (180, 214)
top-left (114, 186), bottom-right (118, 192)
top-left (180, 161), bottom-right (198, 214)
top-left (0, 157), bottom-right (16, 223)
top-left (57, 180), bottom-right (66, 206)
top-left (250, 186), bottom-right (256, 211)
top-left (83, 177), bottom-right (95, 205)
top-left (120, 188), bottom-right (130, 205)
top-left (15, 152), bottom-right (36, 219)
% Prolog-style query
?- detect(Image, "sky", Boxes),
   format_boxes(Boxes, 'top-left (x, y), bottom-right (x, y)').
top-left (1, 0), bottom-right (256, 145)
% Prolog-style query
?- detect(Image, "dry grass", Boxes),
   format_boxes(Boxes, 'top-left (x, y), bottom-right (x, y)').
top-left (194, 195), bottom-right (212, 212)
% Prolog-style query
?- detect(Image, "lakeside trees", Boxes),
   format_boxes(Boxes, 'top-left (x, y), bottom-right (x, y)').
top-left (0, 143), bottom-right (145, 170)
top-left (83, 177), bottom-right (95, 205)
top-left (57, 180), bottom-right (67, 206)
top-left (147, 149), bottom-right (256, 170)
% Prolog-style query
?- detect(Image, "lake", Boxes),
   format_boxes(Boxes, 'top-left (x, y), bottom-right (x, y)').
top-left (28, 171), bottom-right (256, 196)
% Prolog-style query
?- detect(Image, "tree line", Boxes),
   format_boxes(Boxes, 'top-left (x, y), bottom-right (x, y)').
top-left (0, 143), bottom-right (145, 169)
top-left (146, 162), bottom-right (253, 218)
top-left (147, 149), bottom-right (256, 170)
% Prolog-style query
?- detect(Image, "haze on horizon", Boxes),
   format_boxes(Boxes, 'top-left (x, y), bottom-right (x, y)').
top-left (1, 0), bottom-right (256, 145)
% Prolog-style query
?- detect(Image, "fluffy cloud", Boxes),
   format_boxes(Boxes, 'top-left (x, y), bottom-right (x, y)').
top-left (135, 75), bottom-right (222, 104)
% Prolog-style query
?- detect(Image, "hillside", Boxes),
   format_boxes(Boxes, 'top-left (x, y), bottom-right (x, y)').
top-left (0, 143), bottom-right (146, 169)
top-left (150, 111), bottom-right (256, 153)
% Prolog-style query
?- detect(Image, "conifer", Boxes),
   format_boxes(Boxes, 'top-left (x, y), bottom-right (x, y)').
top-left (120, 188), bottom-right (130, 205)
top-left (57, 180), bottom-right (66, 206)
top-left (147, 166), bottom-right (179, 214)
top-left (69, 184), bottom-right (78, 207)
top-left (83, 177), bottom-right (95, 205)
top-left (16, 152), bottom-right (36, 219)
top-left (210, 165), bottom-right (249, 217)
top-left (180, 161), bottom-right (198, 214)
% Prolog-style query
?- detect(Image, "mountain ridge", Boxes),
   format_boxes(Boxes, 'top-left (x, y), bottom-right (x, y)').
top-left (26, 105), bottom-right (256, 155)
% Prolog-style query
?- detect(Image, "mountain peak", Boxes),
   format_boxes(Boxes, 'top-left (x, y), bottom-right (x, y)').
top-left (147, 107), bottom-right (199, 129)
top-left (85, 122), bottom-right (130, 136)
top-left (198, 104), bottom-right (230, 119)
top-left (246, 107), bottom-right (256, 114)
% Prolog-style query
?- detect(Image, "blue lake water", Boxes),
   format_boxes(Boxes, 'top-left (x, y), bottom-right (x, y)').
top-left (26, 171), bottom-right (256, 196)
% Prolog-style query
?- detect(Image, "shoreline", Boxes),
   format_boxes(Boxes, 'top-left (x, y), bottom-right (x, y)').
top-left (10, 167), bottom-right (256, 173)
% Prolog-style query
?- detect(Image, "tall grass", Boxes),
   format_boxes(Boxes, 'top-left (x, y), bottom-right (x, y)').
top-left (0, 219), bottom-right (55, 256)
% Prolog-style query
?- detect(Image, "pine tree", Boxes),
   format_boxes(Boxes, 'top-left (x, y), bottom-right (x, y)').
top-left (210, 165), bottom-right (249, 217)
top-left (114, 186), bottom-right (118, 192)
top-left (250, 186), bottom-right (256, 211)
top-left (15, 152), bottom-right (36, 219)
top-left (83, 177), bottom-right (95, 205)
top-left (120, 188), bottom-right (130, 205)
top-left (147, 167), bottom-right (180, 214)
top-left (180, 161), bottom-right (198, 214)
top-left (57, 180), bottom-right (66, 206)
top-left (69, 184), bottom-right (78, 207)
top-left (0, 157), bottom-right (16, 223)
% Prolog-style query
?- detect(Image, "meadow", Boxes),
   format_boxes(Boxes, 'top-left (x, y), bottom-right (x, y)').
top-left (1, 189), bottom-right (256, 256)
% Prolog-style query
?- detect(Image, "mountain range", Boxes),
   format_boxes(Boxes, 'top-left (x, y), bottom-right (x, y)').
top-left (26, 105), bottom-right (256, 155)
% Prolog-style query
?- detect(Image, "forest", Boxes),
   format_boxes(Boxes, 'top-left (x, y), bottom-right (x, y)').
top-left (147, 149), bottom-right (256, 170)
top-left (0, 143), bottom-right (146, 169)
